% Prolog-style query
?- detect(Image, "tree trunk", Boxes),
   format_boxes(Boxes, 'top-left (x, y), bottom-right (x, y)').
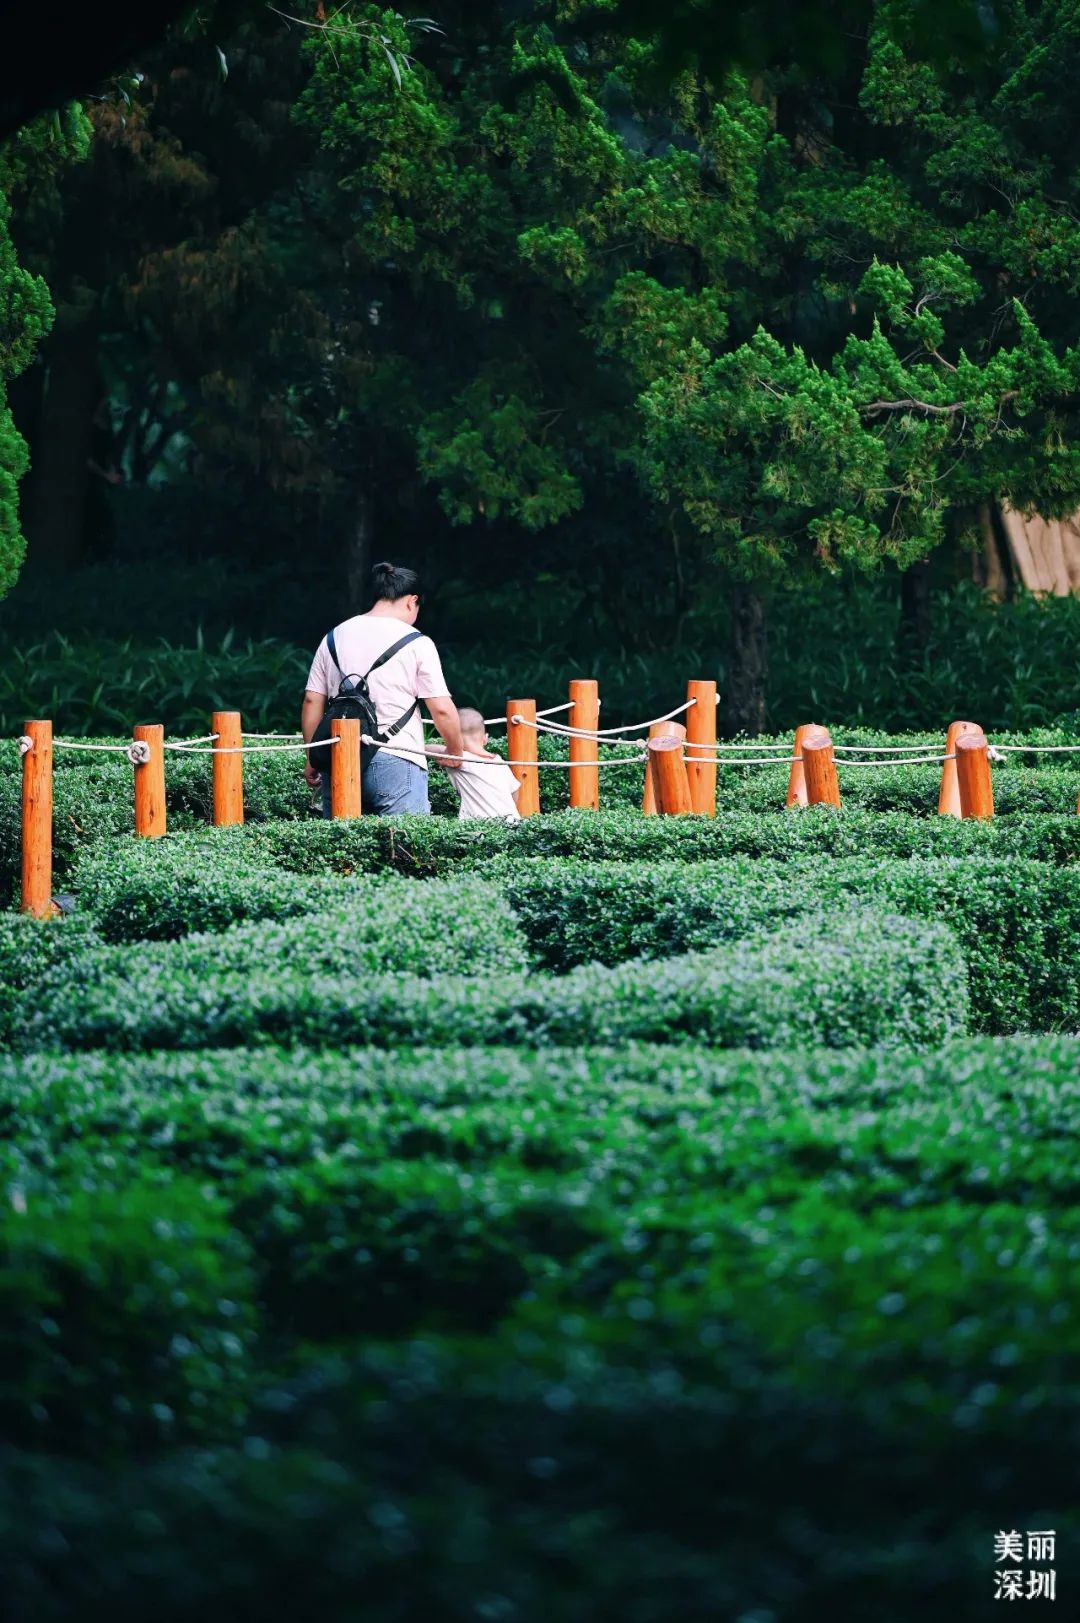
top-left (24, 294), bottom-right (99, 576)
top-left (345, 487), bottom-right (372, 608)
top-left (725, 581), bottom-right (768, 736)
top-left (897, 558), bottom-right (932, 659)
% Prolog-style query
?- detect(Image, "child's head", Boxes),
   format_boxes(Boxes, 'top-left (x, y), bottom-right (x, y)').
top-left (458, 707), bottom-right (488, 748)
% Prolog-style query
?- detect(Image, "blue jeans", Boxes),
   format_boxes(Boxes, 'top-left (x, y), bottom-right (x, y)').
top-left (321, 749), bottom-right (430, 818)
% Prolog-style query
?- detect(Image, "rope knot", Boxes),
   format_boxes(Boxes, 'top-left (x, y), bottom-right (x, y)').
top-left (17, 735), bottom-right (33, 757)
top-left (128, 741), bottom-right (152, 765)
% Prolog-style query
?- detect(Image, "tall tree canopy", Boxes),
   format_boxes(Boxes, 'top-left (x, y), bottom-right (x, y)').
top-left (6, 1), bottom-right (1080, 724)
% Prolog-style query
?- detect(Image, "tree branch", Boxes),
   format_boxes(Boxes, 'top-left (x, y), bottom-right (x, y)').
top-left (861, 390), bottom-right (1017, 418)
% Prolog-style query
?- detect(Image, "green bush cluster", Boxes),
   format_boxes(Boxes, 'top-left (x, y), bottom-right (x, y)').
top-left (0, 1179), bottom-right (255, 1456)
top-left (18, 910), bottom-right (963, 1053)
top-left (2, 1035), bottom-right (1079, 1620)
top-left (498, 855), bottom-right (1080, 1030)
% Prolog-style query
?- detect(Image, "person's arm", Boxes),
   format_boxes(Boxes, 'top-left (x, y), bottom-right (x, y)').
top-left (301, 689), bottom-right (327, 787)
top-left (424, 696), bottom-right (465, 766)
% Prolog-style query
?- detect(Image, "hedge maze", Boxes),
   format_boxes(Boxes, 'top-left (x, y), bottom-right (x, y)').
top-left (2, 734), bottom-right (1079, 1620)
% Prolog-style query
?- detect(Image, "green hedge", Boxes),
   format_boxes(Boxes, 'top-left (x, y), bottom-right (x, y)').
top-left (20, 910), bottom-right (965, 1053)
top-left (0, 915), bottom-right (102, 1045)
top-left (3, 1035), bottom-right (1080, 1619)
top-left (0, 1178), bottom-right (255, 1456)
top-left (73, 838), bottom-right (350, 942)
top-left (497, 855), bottom-right (1080, 1031)
top-left (225, 806), bottom-right (1080, 878)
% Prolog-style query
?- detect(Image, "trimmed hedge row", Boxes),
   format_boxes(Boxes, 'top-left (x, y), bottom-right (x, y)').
top-left (20, 911), bottom-right (966, 1053)
top-left (73, 839), bottom-right (361, 943)
top-left (2, 1037), bottom-right (1079, 1620)
top-left (496, 855), bottom-right (1080, 1031)
top-left (223, 806), bottom-right (1080, 878)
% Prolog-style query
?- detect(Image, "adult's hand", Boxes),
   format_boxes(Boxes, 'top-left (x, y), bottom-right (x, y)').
top-left (304, 760), bottom-right (321, 788)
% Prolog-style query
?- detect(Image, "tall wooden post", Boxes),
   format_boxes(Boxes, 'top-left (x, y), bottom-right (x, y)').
top-left (685, 679), bottom-right (718, 816)
top-left (786, 724), bottom-right (816, 808)
top-left (133, 724), bottom-right (167, 838)
top-left (803, 727), bottom-right (841, 808)
top-left (938, 720), bottom-right (982, 817)
top-left (956, 733), bottom-right (994, 819)
top-left (568, 679), bottom-right (600, 811)
top-left (20, 719), bottom-right (53, 919)
top-left (330, 717), bottom-right (362, 819)
top-left (212, 711), bottom-right (244, 827)
top-left (643, 721), bottom-right (686, 815)
top-left (650, 735), bottom-right (693, 815)
top-left (507, 699), bottom-right (540, 817)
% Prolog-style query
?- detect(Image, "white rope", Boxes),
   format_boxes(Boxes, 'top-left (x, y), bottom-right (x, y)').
top-left (832, 741), bottom-right (944, 754)
top-left (990, 742), bottom-right (1080, 754)
top-left (17, 735), bottom-right (33, 757)
top-left (53, 739), bottom-right (141, 755)
top-left (362, 736), bottom-right (645, 769)
top-left (162, 734), bottom-right (219, 751)
top-left (512, 698), bottom-right (695, 738)
top-left (837, 754), bottom-right (952, 767)
top-left (425, 701), bottom-right (577, 731)
top-left (688, 754), bottom-right (799, 766)
top-left (532, 721), bottom-right (648, 748)
top-left (241, 731), bottom-right (303, 739)
top-left (164, 737), bottom-right (340, 755)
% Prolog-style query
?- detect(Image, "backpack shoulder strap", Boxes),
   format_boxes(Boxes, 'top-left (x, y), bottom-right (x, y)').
top-left (363, 629), bottom-right (425, 743)
top-left (363, 629), bottom-right (423, 679)
top-left (326, 626), bottom-right (343, 677)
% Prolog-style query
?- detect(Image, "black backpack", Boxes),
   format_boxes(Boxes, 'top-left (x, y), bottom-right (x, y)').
top-left (309, 626), bottom-right (424, 778)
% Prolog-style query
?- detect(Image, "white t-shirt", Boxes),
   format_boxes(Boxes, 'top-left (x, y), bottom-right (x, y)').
top-left (445, 749), bottom-right (521, 821)
top-left (306, 614), bottom-right (450, 770)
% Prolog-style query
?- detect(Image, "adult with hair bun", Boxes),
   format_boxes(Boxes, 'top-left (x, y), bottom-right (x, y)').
top-left (301, 561), bottom-right (465, 816)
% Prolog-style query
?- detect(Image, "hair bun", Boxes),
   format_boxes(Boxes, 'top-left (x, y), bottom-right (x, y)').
top-left (372, 561), bottom-right (395, 579)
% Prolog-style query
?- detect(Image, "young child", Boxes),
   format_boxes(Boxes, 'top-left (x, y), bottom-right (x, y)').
top-left (435, 707), bottom-right (522, 821)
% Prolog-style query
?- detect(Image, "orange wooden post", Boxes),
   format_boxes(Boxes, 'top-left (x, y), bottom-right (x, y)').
top-left (685, 679), bottom-right (718, 816)
top-left (650, 735), bottom-right (693, 815)
top-left (330, 717), bottom-right (362, 819)
top-left (802, 727), bottom-right (841, 808)
top-left (133, 723), bottom-right (167, 838)
top-left (786, 724), bottom-right (816, 808)
top-left (938, 720), bottom-right (983, 817)
top-left (507, 699), bottom-right (540, 817)
top-left (956, 733), bottom-right (994, 820)
top-left (643, 721), bottom-right (686, 815)
top-left (568, 679), bottom-right (600, 811)
top-left (212, 711), bottom-right (244, 827)
top-left (20, 720), bottom-right (53, 919)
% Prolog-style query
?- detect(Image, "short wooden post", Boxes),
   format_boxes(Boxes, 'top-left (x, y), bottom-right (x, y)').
top-left (133, 723), bottom-right (167, 838)
top-left (643, 721), bottom-right (686, 815)
top-left (685, 679), bottom-right (718, 816)
top-left (20, 719), bottom-right (53, 919)
top-left (786, 724), bottom-right (816, 808)
top-left (507, 699), bottom-right (540, 817)
top-left (956, 733), bottom-right (994, 819)
top-left (568, 679), bottom-right (599, 811)
top-left (212, 711), bottom-right (244, 827)
top-left (803, 727), bottom-right (841, 808)
top-left (330, 717), bottom-right (362, 819)
top-left (938, 720), bottom-right (983, 817)
top-left (650, 735), bottom-right (693, 815)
